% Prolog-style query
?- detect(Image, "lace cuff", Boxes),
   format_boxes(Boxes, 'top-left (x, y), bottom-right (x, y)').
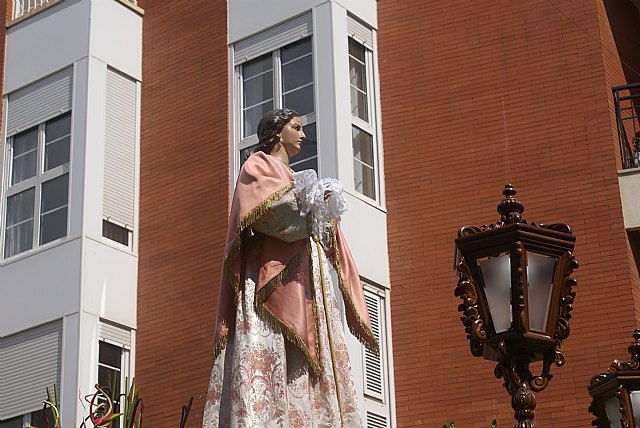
top-left (293, 169), bottom-right (347, 243)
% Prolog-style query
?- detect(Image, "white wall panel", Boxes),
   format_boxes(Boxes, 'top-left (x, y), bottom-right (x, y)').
top-left (82, 238), bottom-right (137, 328)
top-left (0, 238), bottom-right (82, 336)
top-left (89, 0), bottom-right (142, 80)
top-left (4, 0), bottom-right (90, 94)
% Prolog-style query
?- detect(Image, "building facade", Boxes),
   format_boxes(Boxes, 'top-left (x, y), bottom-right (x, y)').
top-left (0, 0), bottom-right (639, 427)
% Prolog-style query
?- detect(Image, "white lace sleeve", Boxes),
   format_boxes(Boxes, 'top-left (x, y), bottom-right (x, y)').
top-left (293, 170), bottom-right (347, 243)
top-left (251, 190), bottom-right (309, 242)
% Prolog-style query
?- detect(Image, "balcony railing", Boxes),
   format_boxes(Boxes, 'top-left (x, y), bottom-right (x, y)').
top-left (613, 82), bottom-right (640, 170)
top-left (11, 0), bottom-right (138, 21)
top-left (12, 0), bottom-right (53, 20)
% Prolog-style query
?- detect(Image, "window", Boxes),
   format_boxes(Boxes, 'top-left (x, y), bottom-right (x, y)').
top-left (235, 14), bottom-right (317, 172)
top-left (97, 341), bottom-right (130, 428)
top-left (0, 321), bottom-right (62, 422)
top-left (96, 321), bottom-right (132, 428)
top-left (103, 68), bottom-right (137, 248)
top-left (0, 408), bottom-right (55, 428)
top-left (348, 22), bottom-right (380, 202)
top-left (362, 283), bottom-right (393, 428)
top-left (3, 113), bottom-right (71, 258)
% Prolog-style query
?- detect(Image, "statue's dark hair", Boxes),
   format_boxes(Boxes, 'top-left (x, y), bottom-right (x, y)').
top-left (253, 108), bottom-right (300, 155)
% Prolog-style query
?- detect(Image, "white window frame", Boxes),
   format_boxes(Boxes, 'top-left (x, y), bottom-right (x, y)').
top-left (231, 14), bottom-right (317, 178)
top-left (349, 32), bottom-right (381, 204)
top-left (97, 329), bottom-right (131, 426)
top-left (2, 112), bottom-right (71, 259)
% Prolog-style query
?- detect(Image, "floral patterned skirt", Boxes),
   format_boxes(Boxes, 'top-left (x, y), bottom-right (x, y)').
top-left (202, 239), bottom-right (363, 428)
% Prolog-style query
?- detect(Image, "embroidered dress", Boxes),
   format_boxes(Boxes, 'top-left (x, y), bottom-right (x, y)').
top-left (203, 152), bottom-right (377, 427)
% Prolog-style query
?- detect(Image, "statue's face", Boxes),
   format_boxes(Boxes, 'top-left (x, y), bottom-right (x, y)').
top-left (278, 116), bottom-right (305, 158)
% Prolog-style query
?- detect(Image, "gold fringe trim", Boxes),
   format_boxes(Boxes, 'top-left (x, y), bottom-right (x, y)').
top-left (221, 184), bottom-right (295, 306)
top-left (211, 327), bottom-right (230, 364)
top-left (214, 183), bottom-right (294, 363)
top-left (254, 243), bottom-right (323, 375)
top-left (308, 240), bottom-right (323, 375)
top-left (316, 239), bottom-right (345, 428)
top-left (255, 248), bottom-right (306, 302)
top-left (328, 224), bottom-right (380, 355)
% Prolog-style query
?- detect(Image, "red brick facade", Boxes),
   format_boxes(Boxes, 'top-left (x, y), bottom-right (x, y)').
top-left (378, 0), bottom-right (640, 426)
top-left (134, 0), bottom-right (640, 426)
top-left (135, 0), bottom-right (229, 424)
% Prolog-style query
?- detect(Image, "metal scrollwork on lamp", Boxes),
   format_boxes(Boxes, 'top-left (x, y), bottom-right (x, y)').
top-left (589, 329), bottom-right (640, 428)
top-left (454, 184), bottom-right (578, 428)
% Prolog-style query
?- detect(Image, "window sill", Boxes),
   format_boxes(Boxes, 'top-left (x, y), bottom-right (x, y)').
top-left (343, 188), bottom-right (387, 214)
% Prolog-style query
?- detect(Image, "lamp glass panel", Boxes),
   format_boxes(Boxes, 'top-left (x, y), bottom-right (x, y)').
top-left (478, 253), bottom-right (512, 333)
top-left (526, 252), bottom-right (556, 332)
top-left (605, 396), bottom-right (623, 428)
top-left (631, 391), bottom-right (640, 426)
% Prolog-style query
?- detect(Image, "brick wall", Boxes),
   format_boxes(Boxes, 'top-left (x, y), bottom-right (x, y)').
top-left (135, 0), bottom-right (229, 425)
top-left (378, 0), bottom-right (639, 426)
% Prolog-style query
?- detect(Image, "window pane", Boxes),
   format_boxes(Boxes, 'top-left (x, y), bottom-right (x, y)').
top-left (243, 70), bottom-right (273, 107)
top-left (290, 157), bottom-right (317, 173)
top-left (30, 407), bottom-right (55, 428)
top-left (244, 102), bottom-right (273, 137)
top-left (41, 174), bottom-right (69, 213)
top-left (103, 220), bottom-right (130, 246)
top-left (6, 188), bottom-right (35, 227)
top-left (46, 113), bottom-right (71, 142)
top-left (40, 207), bottom-right (68, 245)
top-left (349, 40), bottom-right (368, 122)
top-left (45, 136), bottom-right (70, 171)
top-left (99, 341), bottom-right (122, 368)
top-left (282, 55), bottom-right (313, 92)
top-left (0, 416), bottom-right (23, 428)
top-left (281, 37), bottom-right (312, 64)
top-left (349, 38), bottom-right (366, 63)
top-left (283, 85), bottom-right (314, 117)
top-left (350, 87), bottom-right (368, 122)
top-left (40, 174), bottom-right (69, 245)
top-left (290, 121), bottom-right (317, 171)
top-left (352, 126), bottom-right (376, 199)
top-left (243, 53), bottom-right (272, 79)
top-left (352, 126), bottom-right (374, 167)
top-left (11, 128), bottom-right (38, 185)
top-left (5, 188), bottom-right (35, 257)
top-left (240, 143), bottom-right (259, 168)
top-left (45, 113), bottom-right (71, 171)
top-left (349, 54), bottom-right (366, 91)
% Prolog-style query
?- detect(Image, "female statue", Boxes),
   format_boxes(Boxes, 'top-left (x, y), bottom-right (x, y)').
top-left (203, 108), bottom-right (377, 427)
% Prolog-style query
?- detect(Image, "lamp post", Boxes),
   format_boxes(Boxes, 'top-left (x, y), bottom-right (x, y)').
top-left (589, 329), bottom-right (640, 428)
top-left (454, 184), bottom-right (578, 428)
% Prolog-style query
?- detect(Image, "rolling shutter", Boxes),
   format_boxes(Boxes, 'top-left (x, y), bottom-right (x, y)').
top-left (347, 15), bottom-right (373, 47)
top-left (362, 285), bottom-right (392, 427)
top-left (0, 320), bottom-right (63, 420)
top-left (98, 321), bottom-right (131, 349)
top-left (234, 13), bottom-right (312, 65)
top-left (364, 288), bottom-right (384, 399)
top-left (6, 67), bottom-right (73, 136)
top-left (103, 68), bottom-right (137, 229)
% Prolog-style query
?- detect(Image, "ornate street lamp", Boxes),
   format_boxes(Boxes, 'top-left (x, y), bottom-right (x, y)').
top-left (589, 329), bottom-right (640, 428)
top-left (454, 184), bottom-right (578, 428)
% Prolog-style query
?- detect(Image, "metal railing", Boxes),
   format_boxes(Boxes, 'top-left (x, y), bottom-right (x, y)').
top-left (613, 82), bottom-right (640, 169)
top-left (11, 0), bottom-right (138, 21)
top-left (12, 0), bottom-right (52, 21)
